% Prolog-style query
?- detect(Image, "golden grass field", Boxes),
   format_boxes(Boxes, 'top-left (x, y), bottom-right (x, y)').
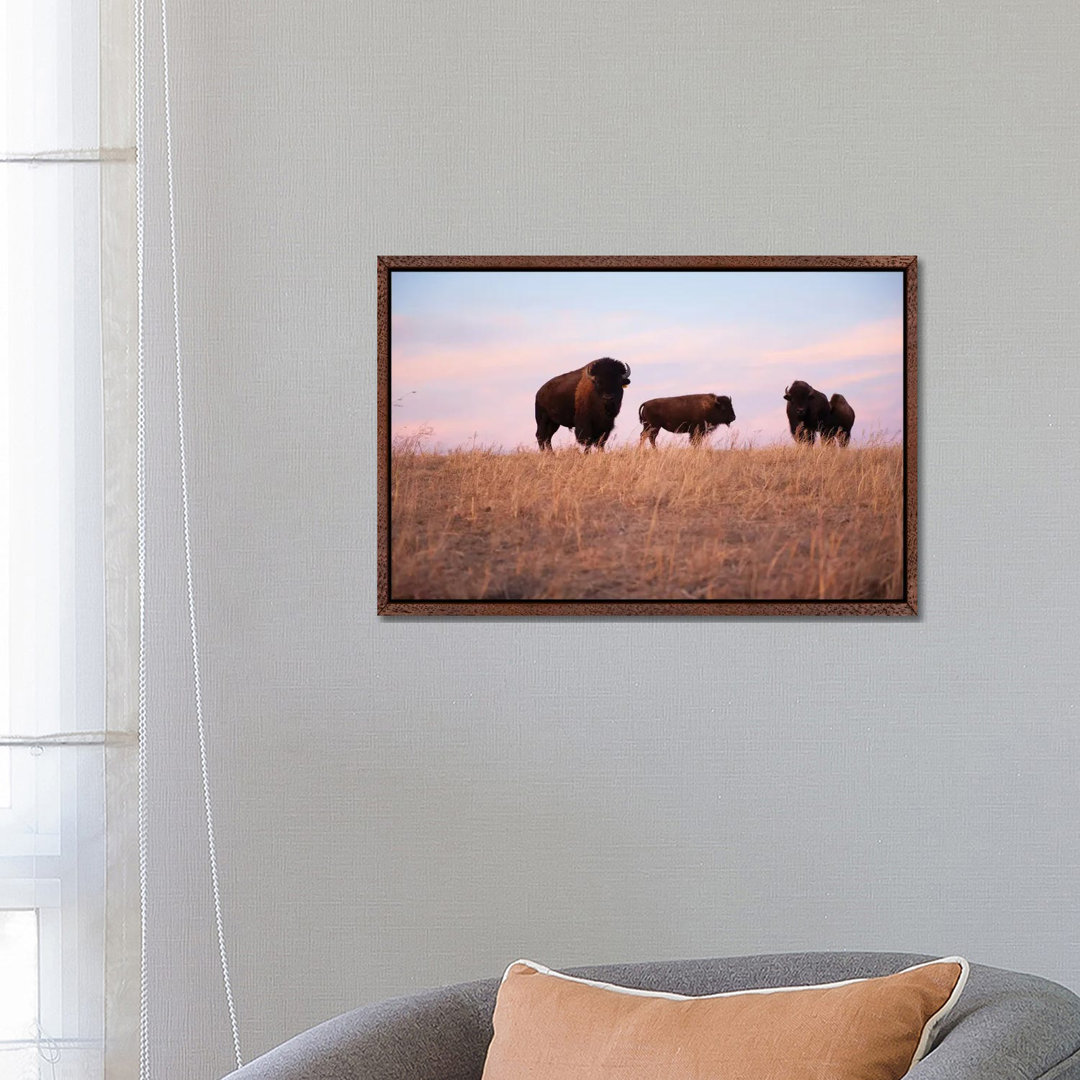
top-left (389, 436), bottom-right (904, 602)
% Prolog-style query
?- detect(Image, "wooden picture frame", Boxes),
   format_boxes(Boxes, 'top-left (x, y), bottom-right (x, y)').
top-left (378, 256), bottom-right (917, 616)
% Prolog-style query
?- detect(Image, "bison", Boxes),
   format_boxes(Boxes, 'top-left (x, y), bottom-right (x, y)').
top-left (821, 393), bottom-right (855, 446)
top-left (783, 380), bottom-right (832, 444)
top-left (784, 381), bottom-right (856, 446)
top-left (535, 357), bottom-right (631, 451)
top-left (638, 393), bottom-right (736, 447)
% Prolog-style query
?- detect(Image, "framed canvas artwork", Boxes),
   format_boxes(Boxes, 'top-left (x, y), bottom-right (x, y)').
top-left (377, 256), bottom-right (916, 616)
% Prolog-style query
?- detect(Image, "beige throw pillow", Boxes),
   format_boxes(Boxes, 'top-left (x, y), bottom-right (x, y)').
top-left (481, 956), bottom-right (968, 1080)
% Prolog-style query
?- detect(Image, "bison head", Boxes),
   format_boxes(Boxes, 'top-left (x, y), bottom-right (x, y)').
top-left (710, 394), bottom-right (736, 425)
top-left (783, 380), bottom-right (818, 423)
top-left (586, 357), bottom-right (631, 412)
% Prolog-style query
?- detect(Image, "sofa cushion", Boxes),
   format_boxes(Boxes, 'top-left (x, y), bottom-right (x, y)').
top-left (480, 956), bottom-right (968, 1080)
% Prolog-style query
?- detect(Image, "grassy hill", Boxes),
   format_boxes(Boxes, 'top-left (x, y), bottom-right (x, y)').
top-left (389, 439), bottom-right (904, 602)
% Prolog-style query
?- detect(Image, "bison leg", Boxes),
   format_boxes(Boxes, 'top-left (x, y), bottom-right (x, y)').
top-left (688, 424), bottom-right (706, 446)
top-left (639, 424), bottom-right (659, 448)
top-left (536, 410), bottom-right (559, 452)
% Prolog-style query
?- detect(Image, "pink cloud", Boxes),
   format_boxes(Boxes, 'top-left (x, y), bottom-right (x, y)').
top-left (758, 318), bottom-right (903, 367)
top-left (391, 316), bottom-right (760, 391)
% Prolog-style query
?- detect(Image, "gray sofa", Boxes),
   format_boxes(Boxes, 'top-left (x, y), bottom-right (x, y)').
top-left (223, 952), bottom-right (1080, 1079)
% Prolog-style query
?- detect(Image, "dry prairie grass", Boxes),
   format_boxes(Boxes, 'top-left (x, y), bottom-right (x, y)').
top-left (389, 437), bottom-right (904, 602)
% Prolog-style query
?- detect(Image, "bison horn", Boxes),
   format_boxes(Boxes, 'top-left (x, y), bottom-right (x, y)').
top-left (622, 362), bottom-right (631, 378)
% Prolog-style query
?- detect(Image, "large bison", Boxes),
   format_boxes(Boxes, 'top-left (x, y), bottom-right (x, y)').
top-left (638, 393), bottom-right (736, 447)
top-left (821, 393), bottom-right (855, 446)
top-left (535, 357), bottom-right (631, 451)
top-left (783, 380), bottom-right (832, 444)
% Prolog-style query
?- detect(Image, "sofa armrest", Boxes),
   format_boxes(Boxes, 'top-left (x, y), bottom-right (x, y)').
top-left (909, 965), bottom-right (1080, 1080)
top-left (221, 979), bottom-right (497, 1080)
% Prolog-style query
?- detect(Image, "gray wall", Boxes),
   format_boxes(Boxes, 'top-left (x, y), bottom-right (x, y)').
top-left (139, 2), bottom-right (1080, 1076)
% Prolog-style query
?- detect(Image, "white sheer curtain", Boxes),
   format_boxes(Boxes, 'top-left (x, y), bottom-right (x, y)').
top-left (1, 2), bottom-right (137, 1078)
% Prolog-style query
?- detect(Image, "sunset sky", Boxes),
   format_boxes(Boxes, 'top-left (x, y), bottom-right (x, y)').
top-left (390, 270), bottom-right (904, 450)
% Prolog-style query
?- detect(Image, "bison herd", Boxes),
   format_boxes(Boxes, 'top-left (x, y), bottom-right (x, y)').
top-left (534, 358), bottom-right (854, 451)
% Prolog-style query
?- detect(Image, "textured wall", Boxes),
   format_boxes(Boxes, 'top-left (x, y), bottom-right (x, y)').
top-left (138, 2), bottom-right (1080, 1076)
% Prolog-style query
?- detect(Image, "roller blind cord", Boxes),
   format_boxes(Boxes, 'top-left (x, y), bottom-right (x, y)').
top-left (135, 0), bottom-right (244, 1073)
